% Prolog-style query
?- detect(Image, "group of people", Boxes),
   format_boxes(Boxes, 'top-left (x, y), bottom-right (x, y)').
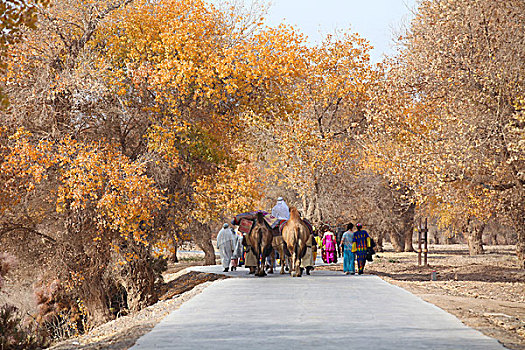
top-left (215, 197), bottom-right (374, 276)
top-left (316, 222), bottom-right (373, 274)
top-left (216, 223), bottom-right (244, 272)
top-left (216, 222), bottom-right (266, 274)
top-left (340, 222), bottom-right (374, 275)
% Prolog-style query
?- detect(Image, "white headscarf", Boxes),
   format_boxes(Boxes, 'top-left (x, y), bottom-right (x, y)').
top-left (323, 231), bottom-right (335, 239)
top-left (272, 198), bottom-right (290, 220)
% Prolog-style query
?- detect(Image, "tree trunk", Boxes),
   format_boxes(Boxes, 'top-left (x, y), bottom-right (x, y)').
top-left (404, 229), bottom-right (414, 252)
top-left (303, 192), bottom-right (322, 224)
top-left (487, 232), bottom-right (497, 246)
top-left (198, 239), bottom-right (216, 265)
top-left (511, 182), bottom-right (525, 268)
top-left (114, 242), bottom-right (161, 314)
top-left (433, 231), bottom-right (440, 245)
top-left (84, 283), bottom-right (111, 325)
top-left (303, 195), bottom-right (315, 222)
top-left (467, 222), bottom-right (485, 255)
top-left (390, 230), bottom-right (404, 252)
top-left (313, 180), bottom-right (324, 223)
top-left (513, 212), bottom-right (525, 269)
top-left (402, 204), bottom-right (415, 252)
top-left (120, 260), bottom-right (158, 313)
top-left (313, 201), bottom-right (323, 224)
top-left (167, 232), bottom-right (179, 263)
top-left (376, 231), bottom-right (384, 252)
top-left (192, 222), bottom-right (216, 265)
top-left (445, 235), bottom-right (453, 244)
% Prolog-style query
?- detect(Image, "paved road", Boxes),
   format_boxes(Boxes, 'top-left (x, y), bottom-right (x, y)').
top-left (131, 265), bottom-right (504, 349)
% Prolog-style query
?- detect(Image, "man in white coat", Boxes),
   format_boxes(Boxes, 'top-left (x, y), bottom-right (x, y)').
top-left (272, 197), bottom-right (290, 221)
top-left (217, 223), bottom-right (235, 272)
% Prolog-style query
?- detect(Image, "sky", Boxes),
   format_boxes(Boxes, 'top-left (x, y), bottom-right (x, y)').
top-left (263, 0), bottom-right (418, 63)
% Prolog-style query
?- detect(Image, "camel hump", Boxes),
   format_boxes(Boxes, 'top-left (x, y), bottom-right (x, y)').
top-left (289, 206), bottom-right (300, 220)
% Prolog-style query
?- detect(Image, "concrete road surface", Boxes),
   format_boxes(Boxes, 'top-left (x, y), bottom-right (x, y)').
top-left (131, 265), bottom-right (504, 349)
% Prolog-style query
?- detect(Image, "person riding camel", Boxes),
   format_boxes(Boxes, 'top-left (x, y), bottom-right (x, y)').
top-left (272, 197), bottom-right (290, 221)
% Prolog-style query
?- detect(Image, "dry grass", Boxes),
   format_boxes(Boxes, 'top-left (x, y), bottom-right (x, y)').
top-left (318, 244), bottom-right (525, 349)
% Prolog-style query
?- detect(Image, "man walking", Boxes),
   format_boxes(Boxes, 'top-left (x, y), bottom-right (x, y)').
top-left (217, 223), bottom-right (235, 272)
top-left (336, 224), bottom-right (345, 258)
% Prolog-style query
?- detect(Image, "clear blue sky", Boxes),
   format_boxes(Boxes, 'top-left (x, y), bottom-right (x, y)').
top-left (265, 0), bottom-right (418, 63)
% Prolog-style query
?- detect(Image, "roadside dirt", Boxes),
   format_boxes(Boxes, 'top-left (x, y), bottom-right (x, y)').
top-left (318, 244), bottom-right (525, 350)
top-left (49, 269), bottom-right (226, 350)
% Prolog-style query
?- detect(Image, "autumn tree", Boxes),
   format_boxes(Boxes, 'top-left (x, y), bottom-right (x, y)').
top-left (0, 0), bottom-right (171, 327)
top-left (255, 31), bottom-right (376, 224)
top-left (365, 0), bottom-right (525, 263)
top-left (0, 0), bottom-right (50, 106)
top-left (97, 0), bottom-right (316, 262)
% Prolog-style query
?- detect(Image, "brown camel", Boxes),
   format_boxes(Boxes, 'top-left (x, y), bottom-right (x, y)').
top-left (270, 235), bottom-right (290, 274)
top-left (281, 207), bottom-right (310, 277)
top-left (246, 211), bottom-right (274, 277)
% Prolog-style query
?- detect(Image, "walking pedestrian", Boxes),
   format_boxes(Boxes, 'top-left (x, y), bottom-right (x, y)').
top-left (341, 223), bottom-right (355, 275)
top-left (242, 234), bottom-right (257, 274)
top-left (322, 227), bottom-right (337, 264)
top-left (300, 231), bottom-right (317, 275)
top-left (312, 231), bottom-right (319, 262)
top-left (314, 230), bottom-right (322, 262)
top-left (217, 223), bottom-right (235, 272)
top-left (352, 223), bottom-right (371, 275)
top-left (336, 224), bottom-right (345, 258)
top-left (231, 229), bottom-right (243, 271)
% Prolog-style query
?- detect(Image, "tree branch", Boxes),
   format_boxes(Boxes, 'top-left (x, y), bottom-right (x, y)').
top-left (441, 174), bottom-right (524, 191)
top-left (0, 224), bottom-right (56, 243)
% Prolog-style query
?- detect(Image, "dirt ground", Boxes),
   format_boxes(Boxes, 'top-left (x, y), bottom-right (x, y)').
top-left (318, 244), bottom-right (525, 350)
top-left (49, 270), bottom-right (226, 350)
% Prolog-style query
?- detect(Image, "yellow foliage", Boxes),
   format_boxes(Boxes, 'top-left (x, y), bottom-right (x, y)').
top-left (192, 161), bottom-right (264, 222)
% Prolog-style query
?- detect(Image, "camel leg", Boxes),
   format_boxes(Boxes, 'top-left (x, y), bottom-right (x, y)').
top-left (295, 257), bottom-right (302, 277)
top-left (289, 246), bottom-right (295, 275)
top-left (254, 252), bottom-right (260, 276)
top-left (257, 246), bottom-right (267, 277)
top-left (256, 259), bottom-right (262, 276)
top-left (258, 259), bottom-right (267, 276)
top-left (290, 252), bottom-right (297, 277)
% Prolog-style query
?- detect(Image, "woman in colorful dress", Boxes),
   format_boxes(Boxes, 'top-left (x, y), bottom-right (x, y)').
top-left (352, 223), bottom-right (371, 274)
top-left (340, 223), bottom-right (355, 275)
top-left (322, 228), bottom-right (337, 264)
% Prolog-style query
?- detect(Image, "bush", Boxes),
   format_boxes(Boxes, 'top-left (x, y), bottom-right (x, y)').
top-left (0, 253), bottom-right (17, 289)
top-left (0, 304), bottom-right (46, 350)
top-left (33, 278), bottom-right (91, 341)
